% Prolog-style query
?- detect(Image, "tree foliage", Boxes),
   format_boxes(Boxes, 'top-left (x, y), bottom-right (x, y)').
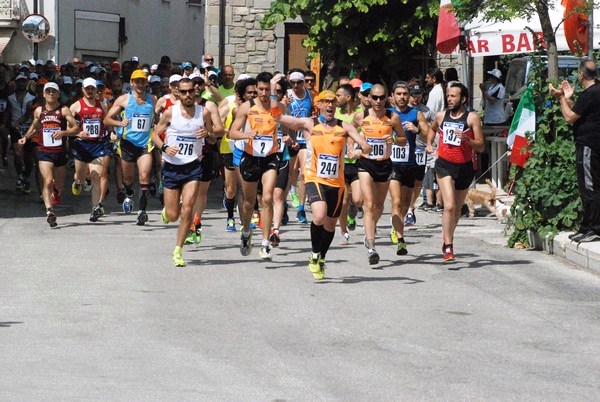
top-left (261, 0), bottom-right (439, 79)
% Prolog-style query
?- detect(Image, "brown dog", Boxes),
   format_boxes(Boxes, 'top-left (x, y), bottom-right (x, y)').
top-left (465, 179), bottom-right (497, 218)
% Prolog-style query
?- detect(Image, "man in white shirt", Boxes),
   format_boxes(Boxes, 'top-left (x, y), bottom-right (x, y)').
top-left (425, 68), bottom-right (445, 114)
top-left (479, 68), bottom-right (506, 125)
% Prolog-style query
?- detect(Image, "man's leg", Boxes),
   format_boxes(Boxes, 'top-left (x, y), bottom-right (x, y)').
top-left (135, 153), bottom-right (153, 224)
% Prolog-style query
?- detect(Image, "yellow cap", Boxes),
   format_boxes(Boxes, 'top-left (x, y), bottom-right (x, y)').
top-left (317, 90), bottom-right (336, 103)
top-left (130, 69), bottom-right (147, 80)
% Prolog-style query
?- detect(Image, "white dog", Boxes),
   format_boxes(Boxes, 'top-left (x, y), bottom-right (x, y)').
top-left (495, 199), bottom-right (512, 224)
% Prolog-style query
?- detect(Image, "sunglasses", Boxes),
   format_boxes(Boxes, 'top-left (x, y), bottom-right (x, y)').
top-left (370, 95), bottom-right (386, 101)
top-left (246, 91), bottom-right (258, 95)
top-left (291, 80), bottom-right (303, 85)
top-left (276, 89), bottom-right (284, 94)
top-left (205, 58), bottom-right (214, 62)
top-left (305, 78), bottom-right (315, 83)
top-left (192, 80), bottom-right (204, 86)
top-left (320, 98), bottom-right (336, 104)
top-left (179, 89), bottom-right (195, 95)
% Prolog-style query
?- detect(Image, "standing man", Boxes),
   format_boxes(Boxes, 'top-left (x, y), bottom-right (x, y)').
top-left (270, 81), bottom-right (371, 280)
top-left (18, 82), bottom-right (79, 227)
top-left (550, 60), bottom-right (600, 243)
top-left (152, 78), bottom-right (216, 267)
top-left (354, 84), bottom-right (406, 265)
top-left (479, 68), bottom-right (506, 125)
top-left (104, 69), bottom-right (157, 225)
top-left (426, 83), bottom-right (484, 261)
top-left (218, 66), bottom-right (235, 98)
top-left (229, 72), bottom-right (280, 261)
top-left (70, 78), bottom-right (112, 222)
top-left (426, 68), bottom-right (445, 114)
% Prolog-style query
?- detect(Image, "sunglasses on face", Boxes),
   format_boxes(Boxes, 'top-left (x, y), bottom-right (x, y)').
top-left (246, 90), bottom-right (258, 95)
top-left (320, 98), bottom-right (336, 104)
top-left (179, 89), bottom-right (195, 95)
top-left (205, 58), bottom-right (214, 62)
top-left (291, 80), bottom-right (303, 85)
top-left (276, 89), bottom-right (284, 94)
top-left (370, 95), bottom-right (386, 101)
top-left (193, 80), bottom-right (204, 86)
top-left (305, 78), bottom-right (315, 83)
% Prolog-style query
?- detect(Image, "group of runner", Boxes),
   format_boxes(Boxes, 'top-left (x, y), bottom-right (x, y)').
top-left (3, 58), bottom-right (484, 278)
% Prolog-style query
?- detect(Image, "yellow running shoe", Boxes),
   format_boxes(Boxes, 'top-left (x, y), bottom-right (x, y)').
top-left (71, 181), bottom-right (82, 196)
top-left (390, 228), bottom-right (399, 244)
top-left (308, 252), bottom-right (324, 280)
top-left (173, 246), bottom-right (186, 267)
top-left (161, 207), bottom-right (168, 224)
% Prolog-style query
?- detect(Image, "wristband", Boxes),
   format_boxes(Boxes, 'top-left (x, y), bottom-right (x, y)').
top-left (161, 143), bottom-right (168, 152)
top-left (269, 94), bottom-right (278, 99)
top-left (270, 107), bottom-right (282, 118)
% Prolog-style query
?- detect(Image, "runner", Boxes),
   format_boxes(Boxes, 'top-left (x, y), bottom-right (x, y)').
top-left (18, 82), bottom-right (79, 227)
top-left (104, 69), bottom-right (157, 225)
top-left (152, 78), bottom-right (217, 267)
top-left (69, 78), bottom-right (112, 222)
top-left (388, 81), bottom-right (429, 255)
top-left (354, 83), bottom-right (406, 265)
top-left (426, 83), bottom-right (484, 261)
top-left (229, 72), bottom-right (280, 261)
top-left (269, 79), bottom-right (370, 279)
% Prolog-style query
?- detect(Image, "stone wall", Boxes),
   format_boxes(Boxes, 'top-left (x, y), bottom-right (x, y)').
top-left (205, 0), bottom-right (277, 75)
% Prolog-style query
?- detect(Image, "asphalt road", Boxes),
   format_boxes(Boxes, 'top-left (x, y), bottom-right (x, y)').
top-left (1, 163), bottom-right (599, 400)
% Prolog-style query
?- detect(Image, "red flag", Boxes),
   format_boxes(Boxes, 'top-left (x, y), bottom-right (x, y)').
top-left (436, 0), bottom-right (461, 54)
top-left (509, 135), bottom-right (532, 168)
top-left (562, 0), bottom-right (589, 54)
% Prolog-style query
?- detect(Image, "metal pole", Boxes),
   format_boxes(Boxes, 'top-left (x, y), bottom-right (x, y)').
top-left (589, 9), bottom-right (594, 59)
top-left (33, 0), bottom-right (38, 61)
top-left (218, 0), bottom-right (225, 67)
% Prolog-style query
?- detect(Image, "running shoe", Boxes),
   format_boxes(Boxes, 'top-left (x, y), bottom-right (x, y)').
top-left (46, 210), bottom-right (57, 228)
top-left (390, 228), bottom-right (399, 244)
top-left (240, 231), bottom-right (252, 256)
top-left (52, 186), bottom-right (61, 206)
top-left (404, 211), bottom-right (416, 226)
top-left (341, 231), bottom-right (350, 244)
top-left (291, 192), bottom-right (300, 208)
top-left (83, 179), bottom-right (92, 192)
top-left (90, 205), bottom-right (102, 222)
top-left (116, 190), bottom-right (126, 204)
top-left (396, 239), bottom-right (408, 256)
top-left (443, 244), bottom-right (455, 262)
top-left (436, 204), bottom-right (444, 213)
top-left (282, 202), bottom-right (289, 226)
top-left (368, 249), bottom-right (380, 265)
top-left (173, 246), bottom-right (186, 267)
top-left (418, 202), bottom-right (431, 211)
top-left (347, 215), bottom-right (356, 231)
top-left (193, 223), bottom-right (202, 244)
top-left (308, 252), bottom-right (324, 280)
top-left (97, 203), bottom-right (105, 217)
top-left (269, 229), bottom-right (281, 247)
top-left (22, 182), bottom-right (31, 194)
top-left (297, 209), bottom-right (308, 224)
top-left (136, 209), bottom-right (148, 225)
top-left (123, 197), bottom-right (134, 214)
top-left (15, 178), bottom-right (24, 191)
top-left (226, 218), bottom-right (236, 232)
top-left (259, 245), bottom-right (272, 261)
top-left (72, 181), bottom-right (82, 196)
top-left (161, 207), bottom-right (168, 224)
top-left (185, 230), bottom-right (196, 245)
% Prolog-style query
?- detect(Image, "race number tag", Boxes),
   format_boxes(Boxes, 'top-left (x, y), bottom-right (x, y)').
top-left (317, 154), bottom-right (339, 178)
top-left (132, 113), bottom-right (151, 132)
top-left (277, 130), bottom-right (285, 153)
top-left (175, 135), bottom-right (196, 156)
top-left (366, 138), bottom-right (386, 160)
top-left (295, 130), bottom-right (305, 143)
top-left (43, 128), bottom-right (62, 147)
top-left (252, 135), bottom-right (274, 157)
top-left (83, 119), bottom-right (101, 138)
top-left (442, 122), bottom-right (463, 146)
top-left (415, 148), bottom-right (426, 166)
top-left (391, 144), bottom-right (410, 163)
top-left (0, 100), bottom-right (7, 113)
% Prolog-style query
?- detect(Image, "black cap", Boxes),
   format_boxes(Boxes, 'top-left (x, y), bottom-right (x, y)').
top-left (409, 84), bottom-right (423, 96)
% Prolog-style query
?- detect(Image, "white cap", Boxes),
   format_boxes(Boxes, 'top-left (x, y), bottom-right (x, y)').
top-left (151, 64), bottom-right (158, 71)
top-left (189, 72), bottom-right (204, 81)
top-left (200, 62), bottom-right (210, 69)
top-left (149, 75), bottom-right (161, 83)
top-left (208, 70), bottom-right (218, 78)
top-left (29, 73), bottom-right (39, 79)
top-left (90, 66), bottom-right (98, 73)
top-left (84, 61), bottom-right (93, 67)
top-left (169, 74), bottom-right (182, 84)
top-left (63, 76), bottom-right (73, 85)
top-left (35, 59), bottom-right (44, 66)
top-left (82, 77), bottom-right (97, 88)
top-left (237, 73), bottom-right (252, 81)
top-left (75, 79), bottom-right (84, 85)
top-left (289, 72), bottom-right (305, 82)
top-left (15, 73), bottom-right (28, 81)
top-left (131, 56), bottom-right (139, 62)
top-left (44, 82), bottom-right (59, 92)
top-left (487, 68), bottom-right (502, 79)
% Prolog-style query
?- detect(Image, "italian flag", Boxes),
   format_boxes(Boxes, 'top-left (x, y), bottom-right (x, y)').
top-left (507, 86), bottom-right (535, 167)
top-left (436, 0), bottom-right (461, 54)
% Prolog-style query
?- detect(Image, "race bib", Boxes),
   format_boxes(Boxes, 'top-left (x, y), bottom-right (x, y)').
top-left (132, 113), bottom-right (151, 132)
top-left (43, 127), bottom-right (62, 147)
top-left (175, 135), bottom-right (196, 156)
top-left (391, 144), bottom-right (410, 163)
top-left (84, 119), bottom-right (101, 138)
top-left (252, 135), bottom-right (274, 157)
top-left (317, 154), bottom-right (339, 178)
top-left (0, 100), bottom-right (6, 113)
top-left (415, 148), bottom-right (426, 166)
top-left (442, 122), bottom-right (463, 146)
top-left (366, 138), bottom-right (386, 160)
top-left (277, 130), bottom-right (285, 153)
top-left (295, 130), bottom-right (305, 144)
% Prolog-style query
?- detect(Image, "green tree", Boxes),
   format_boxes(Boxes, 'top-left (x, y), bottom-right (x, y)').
top-left (260, 0), bottom-right (439, 80)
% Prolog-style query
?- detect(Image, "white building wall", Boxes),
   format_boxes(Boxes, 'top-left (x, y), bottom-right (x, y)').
top-left (2, 0), bottom-right (205, 65)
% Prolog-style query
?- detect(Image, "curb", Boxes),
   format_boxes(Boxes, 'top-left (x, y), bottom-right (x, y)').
top-left (553, 232), bottom-right (600, 273)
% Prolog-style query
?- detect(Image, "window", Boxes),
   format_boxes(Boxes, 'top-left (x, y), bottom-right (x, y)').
top-left (187, 0), bottom-right (202, 5)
